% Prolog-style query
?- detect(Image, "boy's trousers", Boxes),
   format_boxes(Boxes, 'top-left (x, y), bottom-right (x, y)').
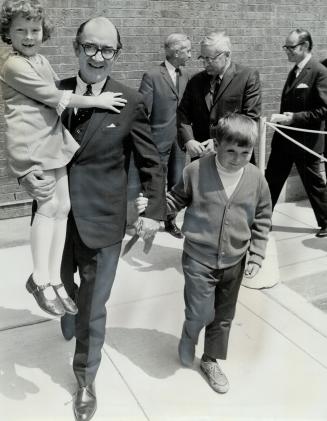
top-left (181, 251), bottom-right (246, 360)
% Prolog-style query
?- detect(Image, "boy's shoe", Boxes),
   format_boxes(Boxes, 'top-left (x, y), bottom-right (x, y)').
top-left (200, 358), bottom-right (229, 393)
top-left (178, 337), bottom-right (195, 367)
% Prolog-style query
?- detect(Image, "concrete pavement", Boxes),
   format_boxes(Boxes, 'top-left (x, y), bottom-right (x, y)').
top-left (1, 200), bottom-right (327, 420)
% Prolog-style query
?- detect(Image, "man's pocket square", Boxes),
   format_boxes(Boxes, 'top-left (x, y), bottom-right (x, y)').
top-left (296, 83), bottom-right (309, 88)
top-left (106, 123), bottom-right (119, 128)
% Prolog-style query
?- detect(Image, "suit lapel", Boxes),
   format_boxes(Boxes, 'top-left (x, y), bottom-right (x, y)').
top-left (74, 77), bottom-right (116, 159)
top-left (284, 59), bottom-right (312, 96)
top-left (160, 63), bottom-right (178, 97)
top-left (178, 69), bottom-right (188, 101)
top-left (213, 62), bottom-right (236, 104)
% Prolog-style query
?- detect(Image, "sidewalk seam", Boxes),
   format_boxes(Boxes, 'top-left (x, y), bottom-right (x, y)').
top-left (103, 347), bottom-right (151, 421)
top-left (239, 299), bottom-right (327, 370)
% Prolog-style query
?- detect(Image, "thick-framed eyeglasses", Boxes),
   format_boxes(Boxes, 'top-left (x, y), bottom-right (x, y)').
top-left (79, 43), bottom-right (119, 59)
top-left (198, 51), bottom-right (226, 63)
top-left (282, 42), bottom-right (304, 52)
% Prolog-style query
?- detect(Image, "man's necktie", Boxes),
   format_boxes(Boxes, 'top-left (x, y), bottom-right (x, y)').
top-left (210, 76), bottom-right (221, 107)
top-left (287, 65), bottom-right (298, 88)
top-left (175, 67), bottom-right (181, 95)
top-left (74, 84), bottom-right (94, 124)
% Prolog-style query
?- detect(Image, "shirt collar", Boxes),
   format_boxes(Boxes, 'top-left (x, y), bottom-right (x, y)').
top-left (75, 74), bottom-right (107, 96)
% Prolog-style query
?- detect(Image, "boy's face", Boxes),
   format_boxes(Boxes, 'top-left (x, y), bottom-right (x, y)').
top-left (215, 139), bottom-right (253, 173)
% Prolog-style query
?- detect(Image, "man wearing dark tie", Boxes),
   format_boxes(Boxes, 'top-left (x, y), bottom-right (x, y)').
top-left (139, 33), bottom-right (192, 238)
top-left (177, 31), bottom-right (261, 162)
top-left (21, 17), bottom-right (166, 421)
top-left (265, 29), bottom-right (327, 237)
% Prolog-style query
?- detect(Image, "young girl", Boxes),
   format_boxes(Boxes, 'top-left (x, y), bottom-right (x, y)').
top-left (0, 0), bottom-right (127, 317)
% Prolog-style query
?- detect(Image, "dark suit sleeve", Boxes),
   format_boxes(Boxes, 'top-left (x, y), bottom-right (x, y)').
top-left (130, 98), bottom-right (166, 221)
top-left (242, 69), bottom-right (262, 121)
top-left (138, 72), bottom-right (153, 116)
top-left (177, 79), bottom-right (196, 150)
top-left (292, 65), bottom-right (327, 127)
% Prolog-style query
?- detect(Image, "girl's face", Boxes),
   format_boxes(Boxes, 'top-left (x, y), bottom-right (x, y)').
top-left (9, 14), bottom-right (43, 57)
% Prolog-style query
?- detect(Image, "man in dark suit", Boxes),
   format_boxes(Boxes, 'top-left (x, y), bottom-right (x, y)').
top-left (321, 57), bottom-right (327, 176)
top-left (139, 33), bottom-right (191, 238)
top-left (21, 17), bottom-right (166, 421)
top-left (265, 29), bottom-right (327, 237)
top-left (177, 31), bottom-right (261, 161)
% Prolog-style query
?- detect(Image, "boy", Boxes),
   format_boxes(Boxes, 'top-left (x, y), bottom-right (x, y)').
top-left (136, 113), bottom-right (272, 393)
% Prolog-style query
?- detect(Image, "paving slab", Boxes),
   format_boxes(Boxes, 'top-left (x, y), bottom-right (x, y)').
top-left (0, 321), bottom-right (147, 421)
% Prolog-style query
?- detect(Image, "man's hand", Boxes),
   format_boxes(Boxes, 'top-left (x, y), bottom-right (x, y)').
top-left (20, 170), bottom-right (56, 202)
top-left (185, 139), bottom-right (205, 158)
top-left (271, 112), bottom-right (294, 126)
top-left (138, 216), bottom-right (160, 254)
top-left (135, 193), bottom-right (148, 214)
top-left (244, 262), bottom-right (260, 278)
top-left (200, 138), bottom-right (215, 156)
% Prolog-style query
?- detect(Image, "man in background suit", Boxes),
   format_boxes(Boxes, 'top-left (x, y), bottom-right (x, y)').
top-left (21, 17), bottom-right (166, 421)
top-left (265, 29), bottom-right (327, 237)
top-left (321, 57), bottom-right (327, 176)
top-left (177, 31), bottom-right (261, 161)
top-left (139, 33), bottom-right (192, 238)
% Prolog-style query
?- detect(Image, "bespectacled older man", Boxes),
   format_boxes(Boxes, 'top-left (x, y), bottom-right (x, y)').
top-left (177, 31), bottom-right (261, 162)
top-left (265, 28), bottom-right (327, 238)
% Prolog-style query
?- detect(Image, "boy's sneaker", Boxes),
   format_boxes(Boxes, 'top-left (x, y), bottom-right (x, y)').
top-left (178, 337), bottom-right (195, 367)
top-left (200, 358), bottom-right (229, 393)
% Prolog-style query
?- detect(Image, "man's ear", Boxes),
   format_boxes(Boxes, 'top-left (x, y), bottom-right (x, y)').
top-left (113, 49), bottom-right (121, 61)
top-left (73, 40), bottom-right (80, 57)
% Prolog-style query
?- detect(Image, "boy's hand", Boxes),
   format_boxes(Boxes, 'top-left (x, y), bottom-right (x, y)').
top-left (135, 193), bottom-right (148, 214)
top-left (96, 92), bottom-right (127, 113)
top-left (244, 262), bottom-right (260, 278)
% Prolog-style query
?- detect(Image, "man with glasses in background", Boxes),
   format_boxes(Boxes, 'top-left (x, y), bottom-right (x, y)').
top-left (265, 29), bottom-right (327, 237)
top-left (177, 31), bottom-right (261, 162)
top-left (21, 16), bottom-right (166, 421)
top-left (139, 33), bottom-right (192, 238)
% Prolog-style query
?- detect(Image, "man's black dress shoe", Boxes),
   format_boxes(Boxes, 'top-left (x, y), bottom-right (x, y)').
top-left (316, 227), bottom-right (327, 238)
top-left (73, 382), bottom-right (97, 421)
top-left (164, 221), bottom-right (183, 239)
top-left (60, 312), bottom-right (76, 341)
top-left (53, 284), bottom-right (78, 314)
top-left (26, 275), bottom-right (65, 316)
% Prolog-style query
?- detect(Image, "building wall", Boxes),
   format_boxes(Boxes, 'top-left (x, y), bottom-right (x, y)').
top-left (1, 0), bottom-right (327, 217)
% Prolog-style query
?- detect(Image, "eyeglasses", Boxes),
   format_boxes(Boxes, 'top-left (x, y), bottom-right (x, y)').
top-left (198, 51), bottom-right (226, 63)
top-left (79, 43), bottom-right (119, 60)
top-left (282, 42), bottom-right (304, 52)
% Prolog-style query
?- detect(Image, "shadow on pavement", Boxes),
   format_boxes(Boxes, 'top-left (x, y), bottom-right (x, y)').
top-left (0, 307), bottom-right (75, 400)
top-left (272, 225), bottom-right (316, 234)
top-left (120, 240), bottom-right (183, 274)
top-left (107, 327), bottom-right (183, 378)
top-left (302, 237), bottom-right (327, 252)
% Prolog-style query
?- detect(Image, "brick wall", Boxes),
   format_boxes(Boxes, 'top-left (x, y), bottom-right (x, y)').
top-left (1, 0), bottom-right (327, 218)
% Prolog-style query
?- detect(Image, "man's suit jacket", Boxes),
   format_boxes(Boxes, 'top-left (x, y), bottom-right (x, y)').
top-left (177, 62), bottom-right (261, 149)
top-left (139, 62), bottom-right (190, 155)
top-left (271, 57), bottom-right (327, 153)
top-left (59, 76), bottom-right (166, 250)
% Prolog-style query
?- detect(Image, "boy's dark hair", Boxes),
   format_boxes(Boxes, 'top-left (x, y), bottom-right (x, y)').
top-left (211, 112), bottom-right (258, 148)
top-left (0, 0), bottom-right (53, 44)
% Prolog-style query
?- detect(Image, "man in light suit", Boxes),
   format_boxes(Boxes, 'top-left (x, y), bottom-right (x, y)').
top-left (177, 31), bottom-right (261, 162)
top-left (265, 29), bottom-right (327, 237)
top-left (139, 33), bottom-right (192, 238)
top-left (21, 17), bottom-right (166, 421)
